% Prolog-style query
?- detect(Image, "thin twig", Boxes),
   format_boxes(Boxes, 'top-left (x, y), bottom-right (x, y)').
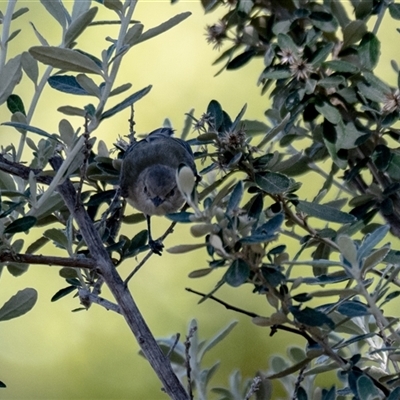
top-left (185, 325), bottom-right (197, 400)
top-left (244, 376), bottom-right (262, 400)
top-left (78, 288), bottom-right (121, 314)
top-left (166, 333), bottom-right (181, 358)
top-left (0, 251), bottom-right (96, 269)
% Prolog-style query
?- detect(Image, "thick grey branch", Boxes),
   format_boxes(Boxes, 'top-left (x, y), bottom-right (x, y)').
top-left (49, 157), bottom-right (188, 400)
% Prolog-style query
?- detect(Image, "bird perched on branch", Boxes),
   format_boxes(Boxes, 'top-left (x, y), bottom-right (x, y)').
top-left (119, 127), bottom-right (198, 255)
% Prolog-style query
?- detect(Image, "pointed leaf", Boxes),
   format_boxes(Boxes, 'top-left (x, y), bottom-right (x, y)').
top-left (358, 32), bottom-right (380, 71)
top-left (357, 225), bottom-right (389, 261)
top-left (0, 55), bottom-right (22, 105)
top-left (199, 321), bottom-right (238, 360)
top-left (297, 200), bottom-right (356, 224)
top-left (40, 0), bottom-right (70, 29)
top-left (48, 75), bottom-right (88, 95)
top-left (64, 7), bottom-right (98, 47)
top-left (4, 216), bottom-right (37, 234)
top-left (101, 85), bottom-right (152, 119)
top-left (224, 259), bottom-right (250, 287)
top-left (2, 122), bottom-right (60, 142)
top-left (255, 172), bottom-right (291, 194)
top-left (0, 288), bottom-right (38, 321)
top-left (343, 20), bottom-right (367, 48)
top-left (29, 46), bottom-right (103, 75)
top-left (227, 181), bottom-right (243, 213)
top-left (132, 12), bottom-right (191, 45)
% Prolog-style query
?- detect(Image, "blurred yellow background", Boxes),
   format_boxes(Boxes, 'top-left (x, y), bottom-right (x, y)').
top-left (0, 1), bottom-right (399, 399)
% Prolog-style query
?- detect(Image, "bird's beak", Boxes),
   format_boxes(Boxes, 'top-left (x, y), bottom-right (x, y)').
top-left (151, 196), bottom-right (164, 207)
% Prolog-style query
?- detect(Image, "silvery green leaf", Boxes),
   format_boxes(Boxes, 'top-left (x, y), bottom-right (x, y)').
top-left (4, 216), bottom-right (37, 234)
top-left (224, 259), bottom-right (250, 287)
top-left (356, 375), bottom-right (380, 400)
top-left (57, 105), bottom-right (86, 116)
top-left (337, 235), bottom-right (358, 268)
top-left (43, 228), bottom-right (69, 250)
top-left (358, 32), bottom-right (380, 71)
top-left (103, 0), bottom-right (123, 12)
top-left (315, 102), bottom-right (341, 124)
top-left (255, 172), bottom-right (291, 194)
top-left (226, 181), bottom-right (243, 213)
top-left (48, 75), bottom-right (87, 95)
top-left (230, 103), bottom-right (247, 131)
top-left (258, 113), bottom-right (290, 148)
top-left (71, 0), bottom-right (91, 20)
top-left (59, 119), bottom-right (75, 147)
top-left (297, 200), bottom-right (356, 224)
top-left (76, 74), bottom-right (100, 97)
top-left (101, 85), bottom-right (152, 119)
top-left (361, 245), bottom-right (391, 274)
top-left (6, 29), bottom-right (21, 44)
top-left (0, 288), bottom-right (37, 321)
top-left (342, 20), bottom-right (367, 48)
top-left (0, 55), bottom-right (22, 106)
top-left (29, 46), bottom-right (102, 75)
top-left (357, 225), bottom-right (389, 261)
top-left (132, 12), bottom-right (191, 46)
top-left (21, 51), bottom-right (39, 85)
top-left (357, 82), bottom-right (386, 103)
top-left (124, 23), bottom-right (144, 46)
top-left (109, 82), bottom-right (132, 97)
top-left (199, 320), bottom-right (238, 361)
top-left (64, 7), bottom-right (98, 47)
top-left (12, 7), bottom-right (29, 20)
top-left (29, 22), bottom-right (49, 46)
top-left (2, 122), bottom-right (60, 142)
top-left (40, 0), bottom-right (70, 30)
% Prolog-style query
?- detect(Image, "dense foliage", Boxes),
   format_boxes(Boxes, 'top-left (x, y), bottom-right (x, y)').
top-left (1, 0), bottom-right (400, 398)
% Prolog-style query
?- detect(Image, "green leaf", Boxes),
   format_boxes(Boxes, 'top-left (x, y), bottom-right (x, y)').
top-left (64, 7), bottom-right (98, 47)
top-left (12, 7), bottom-right (29, 20)
top-left (387, 154), bottom-right (400, 180)
top-left (255, 172), bottom-right (291, 194)
top-left (48, 75), bottom-right (87, 95)
top-left (357, 225), bottom-right (389, 261)
top-left (337, 301), bottom-right (369, 317)
top-left (101, 85), bottom-right (152, 119)
top-left (342, 20), bottom-right (367, 48)
top-left (290, 306), bottom-right (335, 329)
top-left (103, 0), bottom-right (123, 12)
top-left (40, 0), bottom-right (69, 30)
top-left (132, 12), bottom-right (191, 46)
top-left (310, 42), bottom-right (334, 66)
top-left (44, 228), bottom-right (69, 250)
top-left (0, 55), bottom-right (22, 106)
top-left (356, 375), bottom-right (380, 400)
top-left (357, 82), bottom-right (386, 103)
top-left (51, 286), bottom-right (77, 302)
top-left (277, 33), bottom-right (298, 53)
top-left (310, 11), bottom-right (338, 32)
top-left (124, 23), bottom-right (144, 46)
top-left (2, 121), bottom-right (60, 142)
top-left (224, 259), bottom-right (250, 287)
top-left (358, 32), bottom-right (380, 71)
top-left (125, 230), bottom-right (148, 257)
top-left (389, 3), bottom-right (400, 20)
top-left (21, 51), bottom-right (39, 85)
top-left (26, 236), bottom-right (49, 254)
top-left (324, 60), bottom-right (359, 73)
top-left (7, 94), bottom-right (26, 115)
top-left (29, 46), bottom-right (103, 75)
top-left (227, 181), bottom-right (243, 213)
top-left (227, 49), bottom-right (256, 70)
top-left (361, 245), bottom-right (390, 274)
top-left (0, 288), bottom-right (38, 321)
top-left (207, 99), bottom-right (223, 129)
top-left (315, 102), bottom-right (341, 124)
top-left (4, 216), bottom-right (37, 234)
top-left (297, 201), bottom-right (356, 224)
top-left (198, 320), bottom-right (238, 360)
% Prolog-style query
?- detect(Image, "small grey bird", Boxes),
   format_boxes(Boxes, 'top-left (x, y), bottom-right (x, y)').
top-left (119, 127), bottom-right (197, 255)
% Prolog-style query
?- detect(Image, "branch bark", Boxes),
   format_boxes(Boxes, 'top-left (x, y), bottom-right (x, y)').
top-left (49, 157), bottom-right (188, 400)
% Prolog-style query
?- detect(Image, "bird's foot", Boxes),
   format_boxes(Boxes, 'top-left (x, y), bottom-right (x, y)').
top-left (149, 239), bottom-right (164, 255)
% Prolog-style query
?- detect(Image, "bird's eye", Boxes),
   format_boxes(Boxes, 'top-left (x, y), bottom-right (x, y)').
top-left (143, 186), bottom-right (148, 194)
top-left (166, 188), bottom-right (175, 198)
